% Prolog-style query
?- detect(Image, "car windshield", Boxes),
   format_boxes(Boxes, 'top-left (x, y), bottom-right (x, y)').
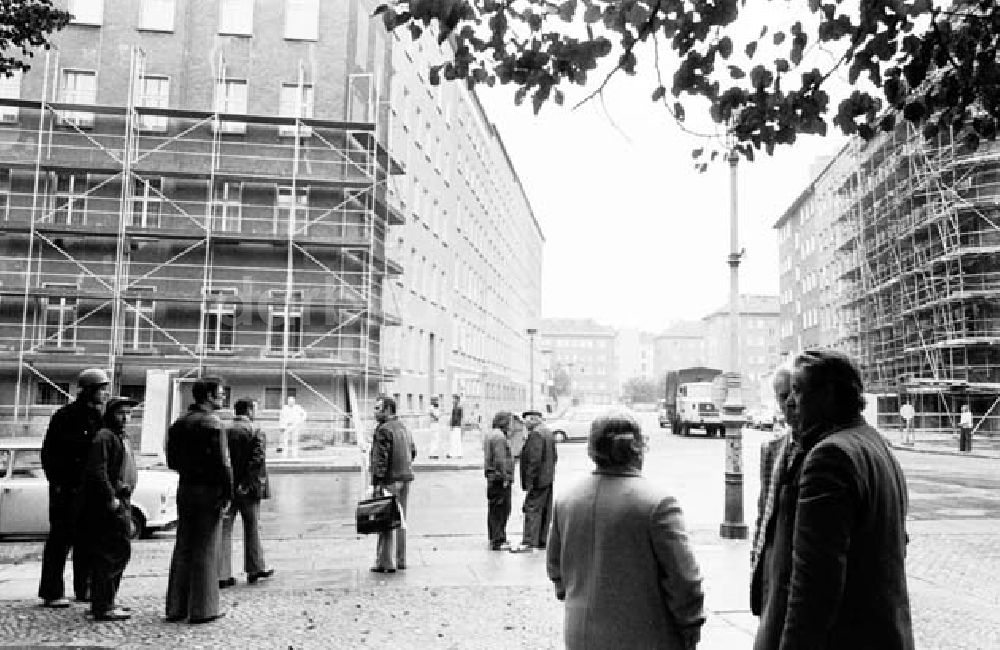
top-left (11, 449), bottom-right (44, 479)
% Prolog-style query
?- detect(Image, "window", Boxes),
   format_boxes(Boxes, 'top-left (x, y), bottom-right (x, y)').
top-left (120, 384), bottom-right (146, 403)
top-left (123, 297), bottom-right (155, 349)
top-left (219, 0), bottom-right (254, 35)
top-left (278, 83), bottom-right (314, 137)
top-left (11, 449), bottom-right (45, 478)
top-left (202, 293), bottom-right (235, 352)
top-left (36, 382), bottom-right (70, 407)
top-left (0, 71), bottom-right (22, 122)
top-left (138, 75), bottom-right (169, 132)
top-left (0, 169), bottom-right (10, 220)
top-left (43, 294), bottom-right (77, 348)
top-left (48, 173), bottom-right (88, 224)
top-left (268, 305), bottom-right (302, 352)
top-left (264, 386), bottom-right (295, 410)
top-left (139, 0), bottom-right (174, 30)
top-left (285, 0), bottom-right (319, 40)
top-left (59, 70), bottom-right (96, 128)
top-left (213, 79), bottom-right (247, 133)
top-left (211, 182), bottom-right (241, 232)
top-left (69, 0), bottom-right (103, 25)
top-left (274, 186), bottom-right (307, 235)
top-left (131, 177), bottom-right (162, 227)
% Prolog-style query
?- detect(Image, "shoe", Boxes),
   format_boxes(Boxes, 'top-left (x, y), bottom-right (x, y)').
top-left (509, 545), bottom-right (534, 554)
top-left (218, 577), bottom-right (236, 589)
top-left (165, 614), bottom-right (185, 623)
top-left (490, 542), bottom-right (512, 551)
top-left (74, 595), bottom-right (91, 603)
top-left (93, 608), bottom-right (131, 621)
top-left (247, 569), bottom-right (274, 584)
top-left (189, 612), bottom-right (226, 624)
top-left (397, 564), bottom-right (406, 570)
top-left (536, 544), bottom-right (547, 550)
top-left (429, 455), bottom-right (439, 459)
top-left (369, 566), bottom-right (396, 574)
top-left (42, 598), bottom-right (70, 608)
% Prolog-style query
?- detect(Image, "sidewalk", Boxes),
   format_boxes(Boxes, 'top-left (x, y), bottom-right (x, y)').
top-left (881, 428), bottom-right (1000, 459)
top-left (266, 427), bottom-right (485, 473)
top-left (0, 532), bottom-right (754, 648)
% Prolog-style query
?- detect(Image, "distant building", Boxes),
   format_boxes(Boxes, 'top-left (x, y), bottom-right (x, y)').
top-left (701, 295), bottom-right (781, 409)
top-left (539, 318), bottom-right (618, 406)
top-left (615, 328), bottom-right (656, 389)
top-left (653, 321), bottom-right (707, 378)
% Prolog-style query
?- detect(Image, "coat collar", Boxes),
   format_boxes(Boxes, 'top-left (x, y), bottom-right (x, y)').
top-left (798, 415), bottom-right (867, 451)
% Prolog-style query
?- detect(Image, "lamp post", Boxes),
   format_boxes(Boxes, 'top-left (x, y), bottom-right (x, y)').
top-left (526, 327), bottom-right (538, 410)
top-left (720, 144), bottom-right (748, 540)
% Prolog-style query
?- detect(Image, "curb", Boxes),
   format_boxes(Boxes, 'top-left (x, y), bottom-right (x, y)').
top-left (268, 461), bottom-right (483, 474)
top-left (889, 443), bottom-right (997, 460)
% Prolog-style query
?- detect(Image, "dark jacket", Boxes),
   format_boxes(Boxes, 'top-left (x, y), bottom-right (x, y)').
top-left (761, 419), bottom-right (914, 650)
top-left (370, 417), bottom-right (416, 485)
top-left (449, 404), bottom-right (463, 427)
top-left (84, 427), bottom-right (137, 512)
top-left (227, 416), bottom-right (270, 500)
top-left (751, 433), bottom-right (792, 617)
top-left (483, 428), bottom-right (514, 484)
top-left (166, 403), bottom-right (233, 500)
top-left (41, 398), bottom-right (104, 489)
top-left (520, 426), bottom-right (557, 491)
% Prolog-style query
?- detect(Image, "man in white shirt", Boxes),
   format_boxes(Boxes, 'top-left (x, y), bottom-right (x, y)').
top-left (277, 396), bottom-right (307, 458)
top-left (899, 402), bottom-right (915, 445)
top-left (959, 404), bottom-right (974, 452)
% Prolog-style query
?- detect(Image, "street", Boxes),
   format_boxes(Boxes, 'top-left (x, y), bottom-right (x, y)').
top-left (1, 412), bottom-right (998, 648)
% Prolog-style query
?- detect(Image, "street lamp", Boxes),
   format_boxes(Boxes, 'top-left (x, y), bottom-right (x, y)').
top-left (720, 138), bottom-right (748, 540)
top-left (526, 327), bottom-right (538, 410)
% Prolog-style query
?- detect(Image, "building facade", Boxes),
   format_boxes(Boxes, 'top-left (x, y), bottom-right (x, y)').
top-left (0, 0), bottom-right (405, 444)
top-left (539, 318), bottom-right (617, 406)
top-left (653, 321), bottom-right (708, 379)
top-left (616, 329), bottom-right (655, 384)
top-left (701, 295), bottom-right (781, 409)
top-left (382, 23), bottom-right (544, 427)
top-left (777, 122), bottom-right (1000, 434)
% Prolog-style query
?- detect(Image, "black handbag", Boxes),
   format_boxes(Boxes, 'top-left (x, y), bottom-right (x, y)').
top-left (356, 488), bottom-right (402, 535)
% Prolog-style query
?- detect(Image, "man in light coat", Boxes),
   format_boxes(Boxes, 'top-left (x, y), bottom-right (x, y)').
top-left (547, 411), bottom-right (705, 649)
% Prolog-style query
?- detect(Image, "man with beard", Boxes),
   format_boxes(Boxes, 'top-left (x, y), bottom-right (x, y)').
top-left (754, 350), bottom-right (914, 650)
top-left (38, 368), bottom-right (110, 608)
top-left (83, 397), bottom-right (140, 621)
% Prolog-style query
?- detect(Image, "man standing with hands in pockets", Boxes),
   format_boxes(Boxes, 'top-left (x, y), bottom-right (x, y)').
top-left (511, 410), bottom-right (557, 553)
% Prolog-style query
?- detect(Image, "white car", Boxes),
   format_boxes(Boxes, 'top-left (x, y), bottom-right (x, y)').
top-left (547, 406), bottom-right (648, 445)
top-left (0, 439), bottom-right (178, 539)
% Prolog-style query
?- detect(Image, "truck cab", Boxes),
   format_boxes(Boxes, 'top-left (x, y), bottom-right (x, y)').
top-left (673, 382), bottom-right (724, 437)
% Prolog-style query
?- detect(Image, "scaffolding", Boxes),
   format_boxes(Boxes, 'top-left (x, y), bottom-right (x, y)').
top-left (0, 48), bottom-right (404, 445)
top-left (832, 121), bottom-right (1000, 435)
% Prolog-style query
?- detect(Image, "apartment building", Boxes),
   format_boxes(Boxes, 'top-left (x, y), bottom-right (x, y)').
top-left (653, 321), bottom-right (708, 378)
top-left (0, 0), bottom-right (402, 443)
top-left (616, 329), bottom-right (656, 385)
top-left (539, 319), bottom-right (617, 405)
top-left (382, 24), bottom-right (544, 425)
top-left (701, 295), bottom-right (781, 409)
top-left (778, 122), bottom-right (1000, 433)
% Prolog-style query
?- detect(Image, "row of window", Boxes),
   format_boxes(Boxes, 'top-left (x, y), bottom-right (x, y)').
top-left (68, 0), bottom-right (321, 41)
top-left (37, 378), bottom-right (298, 411)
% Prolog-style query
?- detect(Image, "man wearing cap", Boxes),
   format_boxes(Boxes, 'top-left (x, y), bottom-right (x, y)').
top-left (83, 396), bottom-right (139, 621)
top-left (38, 368), bottom-right (110, 608)
top-left (511, 410), bottom-right (558, 553)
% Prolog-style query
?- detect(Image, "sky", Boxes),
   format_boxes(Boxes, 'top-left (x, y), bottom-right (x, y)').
top-left (474, 11), bottom-right (851, 333)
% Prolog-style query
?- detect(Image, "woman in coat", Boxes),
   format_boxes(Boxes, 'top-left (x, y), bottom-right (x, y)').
top-left (546, 411), bottom-right (705, 649)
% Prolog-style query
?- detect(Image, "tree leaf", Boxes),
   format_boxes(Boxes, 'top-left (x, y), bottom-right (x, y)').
top-left (728, 65), bottom-right (746, 79)
top-left (773, 32), bottom-right (786, 45)
top-left (652, 85), bottom-right (666, 101)
top-left (745, 41), bottom-right (757, 58)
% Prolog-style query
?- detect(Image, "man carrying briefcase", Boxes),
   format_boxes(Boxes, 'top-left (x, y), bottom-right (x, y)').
top-left (368, 396), bottom-right (416, 573)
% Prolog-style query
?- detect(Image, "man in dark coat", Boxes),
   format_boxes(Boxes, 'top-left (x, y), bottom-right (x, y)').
top-left (83, 397), bottom-right (139, 621)
top-left (38, 367), bottom-right (110, 608)
top-left (483, 411), bottom-right (518, 551)
top-left (754, 349), bottom-right (914, 650)
top-left (165, 377), bottom-right (233, 624)
top-left (512, 410), bottom-right (557, 552)
top-left (218, 398), bottom-right (272, 587)
top-left (369, 396), bottom-right (416, 573)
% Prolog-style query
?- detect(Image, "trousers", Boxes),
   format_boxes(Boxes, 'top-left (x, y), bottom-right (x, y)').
top-left (38, 486), bottom-right (90, 601)
top-left (166, 484), bottom-right (225, 620)
top-left (486, 480), bottom-right (511, 547)
top-left (521, 484), bottom-right (553, 547)
top-left (375, 481), bottom-right (410, 570)
top-left (88, 504), bottom-right (132, 615)
top-left (218, 497), bottom-right (266, 578)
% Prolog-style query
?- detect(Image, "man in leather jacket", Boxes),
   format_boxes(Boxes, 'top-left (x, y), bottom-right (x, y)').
top-left (165, 377), bottom-right (233, 624)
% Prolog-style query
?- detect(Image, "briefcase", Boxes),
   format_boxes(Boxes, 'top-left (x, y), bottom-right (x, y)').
top-left (355, 490), bottom-right (402, 535)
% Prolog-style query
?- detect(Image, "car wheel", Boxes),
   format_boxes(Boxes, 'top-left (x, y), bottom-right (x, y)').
top-left (553, 431), bottom-right (567, 443)
top-left (128, 508), bottom-right (146, 541)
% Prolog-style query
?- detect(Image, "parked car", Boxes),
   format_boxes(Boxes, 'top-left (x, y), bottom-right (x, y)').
top-left (0, 439), bottom-right (178, 539)
top-left (747, 406), bottom-right (778, 431)
top-left (547, 406), bottom-right (649, 445)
